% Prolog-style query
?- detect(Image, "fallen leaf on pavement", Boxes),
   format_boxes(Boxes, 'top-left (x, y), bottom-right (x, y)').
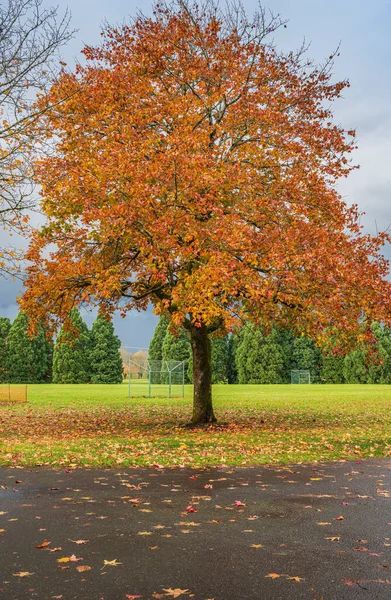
top-left (265, 573), bottom-right (280, 579)
top-left (69, 539), bottom-right (89, 545)
top-left (185, 506), bottom-right (197, 513)
top-left (102, 559), bottom-right (122, 569)
top-left (36, 541), bottom-right (51, 549)
top-left (13, 572), bottom-right (34, 577)
top-left (162, 589), bottom-right (189, 598)
top-left (76, 565), bottom-right (92, 572)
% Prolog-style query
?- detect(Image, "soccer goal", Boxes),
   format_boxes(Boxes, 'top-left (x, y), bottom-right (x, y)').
top-left (0, 384), bottom-right (28, 403)
top-left (291, 370), bottom-right (311, 384)
top-left (127, 359), bottom-right (185, 398)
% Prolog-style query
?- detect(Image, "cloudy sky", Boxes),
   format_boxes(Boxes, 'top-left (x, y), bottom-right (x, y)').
top-left (1, 0), bottom-right (390, 349)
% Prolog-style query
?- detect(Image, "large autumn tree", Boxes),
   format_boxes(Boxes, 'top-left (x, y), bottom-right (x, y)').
top-left (22, 0), bottom-right (391, 423)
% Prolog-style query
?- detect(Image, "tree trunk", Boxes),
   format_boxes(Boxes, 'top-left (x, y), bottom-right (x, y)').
top-left (190, 324), bottom-right (216, 424)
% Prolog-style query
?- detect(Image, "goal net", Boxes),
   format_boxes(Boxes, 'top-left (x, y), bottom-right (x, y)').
top-left (291, 370), bottom-right (311, 384)
top-left (127, 359), bottom-right (185, 398)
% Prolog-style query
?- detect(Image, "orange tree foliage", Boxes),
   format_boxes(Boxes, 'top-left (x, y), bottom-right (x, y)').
top-left (21, 0), bottom-right (391, 421)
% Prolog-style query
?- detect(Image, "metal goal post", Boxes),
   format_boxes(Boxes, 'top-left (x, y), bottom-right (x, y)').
top-left (291, 370), bottom-right (311, 384)
top-left (127, 359), bottom-right (185, 398)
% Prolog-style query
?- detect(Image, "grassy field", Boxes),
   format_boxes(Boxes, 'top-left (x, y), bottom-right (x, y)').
top-left (1, 383), bottom-right (391, 467)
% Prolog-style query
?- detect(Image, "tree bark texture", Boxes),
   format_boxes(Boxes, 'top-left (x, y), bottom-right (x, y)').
top-left (190, 324), bottom-right (216, 424)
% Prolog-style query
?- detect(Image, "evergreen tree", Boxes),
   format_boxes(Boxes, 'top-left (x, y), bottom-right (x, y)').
top-left (161, 328), bottom-right (192, 383)
top-left (236, 325), bottom-right (286, 384)
top-left (90, 316), bottom-right (123, 383)
top-left (321, 353), bottom-right (345, 383)
top-left (342, 323), bottom-right (391, 384)
top-left (0, 317), bottom-right (11, 382)
top-left (148, 316), bottom-right (169, 383)
top-left (52, 308), bottom-right (91, 383)
top-left (291, 336), bottom-right (322, 382)
top-left (211, 335), bottom-right (229, 383)
top-left (6, 312), bottom-right (48, 383)
top-left (227, 331), bottom-right (245, 384)
top-left (44, 334), bottom-right (54, 383)
top-left (368, 323), bottom-right (391, 384)
top-left (343, 348), bottom-right (369, 383)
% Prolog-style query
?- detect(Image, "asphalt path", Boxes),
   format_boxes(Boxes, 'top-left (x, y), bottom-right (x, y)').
top-left (1, 460), bottom-right (391, 600)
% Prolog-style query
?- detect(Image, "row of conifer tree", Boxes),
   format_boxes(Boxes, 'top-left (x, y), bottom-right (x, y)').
top-left (149, 318), bottom-right (391, 384)
top-left (0, 308), bottom-right (123, 384)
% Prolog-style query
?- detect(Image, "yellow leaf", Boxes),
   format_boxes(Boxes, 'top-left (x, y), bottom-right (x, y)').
top-left (13, 572), bottom-right (34, 577)
top-left (57, 557), bottom-right (70, 563)
top-left (265, 573), bottom-right (280, 579)
top-left (162, 588), bottom-right (190, 598)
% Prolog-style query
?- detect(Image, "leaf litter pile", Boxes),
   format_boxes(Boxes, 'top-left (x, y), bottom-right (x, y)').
top-left (2, 385), bottom-right (391, 467)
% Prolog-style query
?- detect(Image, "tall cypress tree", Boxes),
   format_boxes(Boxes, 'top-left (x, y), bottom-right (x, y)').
top-left (343, 348), bottom-right (369, 383)
top-left (291, 336), bottom-right (322, 382)
top-left (6, 312), bottom-right (48, 383)
top-left (90, 315), bottom-right (123, 383)
top-left (211, 336), bottom-right (229, 383)
top-left (0, 317), bottom-right (11, 382)
top-left (52, 308), bottom-right (91, 383)
top-left (236, 324), bottom-right (287, 384)
top-left (321, 353), bottom-right (345, 383)
top-left (148, 316), bottom-right (169, 383)
top-left (161, 328), bottom-right (192, 383)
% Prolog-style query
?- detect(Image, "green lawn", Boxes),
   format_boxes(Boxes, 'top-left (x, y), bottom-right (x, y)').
top-left (1, 383), bottom-right (391, 467)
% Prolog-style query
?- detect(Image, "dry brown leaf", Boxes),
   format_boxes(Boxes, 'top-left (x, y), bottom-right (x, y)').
top-left (36, 540), bottom-right (51, 549)
top-left (76, 565), bottom-right (92, 572)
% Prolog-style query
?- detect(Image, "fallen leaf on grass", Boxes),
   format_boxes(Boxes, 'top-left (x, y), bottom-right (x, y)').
top-left (137, 531), bottom-right (152, 536)
top-left (234, 501), bottom-right (246, 507)
top-left (353, 547), bottom-right (368, 552)
top-left (13, 572), bottom-right (34, 577)
top-left (162, 588), bottom-right (189, 598)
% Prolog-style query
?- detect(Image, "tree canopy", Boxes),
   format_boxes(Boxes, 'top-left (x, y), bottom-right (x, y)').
top-left (21, 0), bottom-right (391, 422)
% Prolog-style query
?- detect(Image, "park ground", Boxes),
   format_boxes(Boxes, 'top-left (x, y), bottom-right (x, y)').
top-left (1, 460), bottom-right (391, 599)
top-left (1, 384), bottom-right (391, 467)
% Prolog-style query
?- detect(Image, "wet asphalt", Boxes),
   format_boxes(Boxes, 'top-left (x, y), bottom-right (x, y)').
top-left (1, 460), bottom-right (391, 600)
